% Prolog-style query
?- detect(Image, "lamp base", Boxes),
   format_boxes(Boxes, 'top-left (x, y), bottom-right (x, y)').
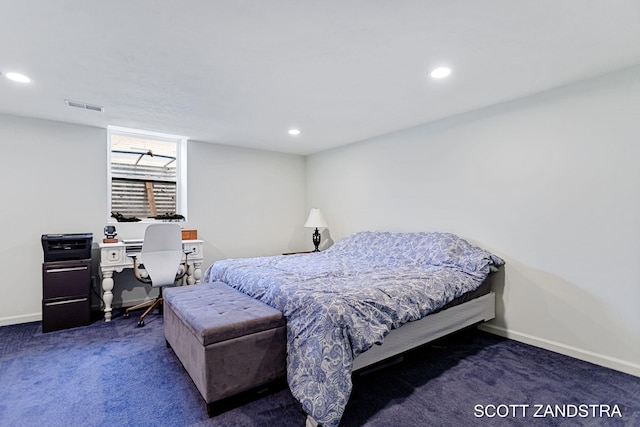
top-left (312, 227), bottom-right (321, 252)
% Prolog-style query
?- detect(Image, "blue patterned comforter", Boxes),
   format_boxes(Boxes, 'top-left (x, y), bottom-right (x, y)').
top-left (204, 231), bottom-right (504, 426)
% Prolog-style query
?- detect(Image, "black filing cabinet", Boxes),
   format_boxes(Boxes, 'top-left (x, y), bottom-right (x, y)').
top-left (41, 234), bottom-right (93, 333)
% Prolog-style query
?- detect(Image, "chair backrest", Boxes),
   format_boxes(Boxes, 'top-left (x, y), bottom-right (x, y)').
top-left (140, 223), bottom-right (184, 288)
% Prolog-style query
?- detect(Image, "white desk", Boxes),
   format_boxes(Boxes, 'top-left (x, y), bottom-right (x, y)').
top-left (98, 239), bottom-right (204, 322)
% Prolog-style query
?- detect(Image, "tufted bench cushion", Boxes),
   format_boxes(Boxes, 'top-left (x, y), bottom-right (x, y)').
top-left (165, 282), bottom-right (285, 346)
top-left (163, 281), bottom-right (286, 416)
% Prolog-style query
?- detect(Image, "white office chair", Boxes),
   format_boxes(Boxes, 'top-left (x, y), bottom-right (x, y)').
top-left (123, 223), bottom-right (189, 327)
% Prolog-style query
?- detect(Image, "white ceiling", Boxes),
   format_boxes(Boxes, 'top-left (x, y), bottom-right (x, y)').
top-left (2, 1), bottom-right (640, 155)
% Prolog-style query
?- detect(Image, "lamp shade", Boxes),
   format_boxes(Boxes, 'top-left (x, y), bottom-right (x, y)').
top-left (304, 208), bottom-right (328, 229)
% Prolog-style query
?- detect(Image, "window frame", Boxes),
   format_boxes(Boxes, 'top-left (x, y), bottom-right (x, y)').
top-left (107, 125), bottom-right (188, 223)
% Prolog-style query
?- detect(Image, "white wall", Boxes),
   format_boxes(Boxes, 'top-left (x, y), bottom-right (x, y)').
top-left (306, 66), bottom-right (640, 377)
top-left (0, 114), bottom-right (306, 325)
top-left (187, 139), bottom-right (308, 261)
top-left (0, 116), bottom-right (111, 325)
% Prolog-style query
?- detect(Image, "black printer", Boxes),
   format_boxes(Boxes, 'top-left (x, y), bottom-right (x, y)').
top-left (41, 233), bottom-right (93, 262)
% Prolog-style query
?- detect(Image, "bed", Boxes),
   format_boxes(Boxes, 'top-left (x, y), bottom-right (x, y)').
top-left (203, 231), bottom-right (504, 426)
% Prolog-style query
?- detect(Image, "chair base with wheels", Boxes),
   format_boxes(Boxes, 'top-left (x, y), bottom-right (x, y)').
top-left (123, 287), bottom-right (167, 327)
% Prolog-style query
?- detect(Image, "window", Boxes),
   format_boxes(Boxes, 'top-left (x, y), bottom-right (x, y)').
top-left (107, 126), bottom-right (188, 222)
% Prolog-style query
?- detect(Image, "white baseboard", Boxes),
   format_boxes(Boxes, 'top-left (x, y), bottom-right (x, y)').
top-left (0, 313), bottom-right (42, 327)
top-left (478, 324), bottom-right (640, 378)
top-left (1, 296), bottom-right (158, 326)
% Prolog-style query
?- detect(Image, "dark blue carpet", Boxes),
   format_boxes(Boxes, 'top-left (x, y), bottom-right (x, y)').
top-left (0, 313), bottom-right (638, 426)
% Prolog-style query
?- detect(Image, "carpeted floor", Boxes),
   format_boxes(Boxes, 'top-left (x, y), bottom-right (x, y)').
top-left (0, 312), bottom-right (638, 426)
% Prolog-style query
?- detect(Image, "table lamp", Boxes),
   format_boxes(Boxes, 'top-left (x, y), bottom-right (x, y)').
top-left (304, 208), bottom-right (328, 252)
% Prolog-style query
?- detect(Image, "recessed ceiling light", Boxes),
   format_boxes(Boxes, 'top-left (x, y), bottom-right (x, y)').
top-left (430, 67), bottom-right (451, 79)
top-left (5, 72), bottom-right (31, 83)
top-left (288, 129), bottom-right (301, 136)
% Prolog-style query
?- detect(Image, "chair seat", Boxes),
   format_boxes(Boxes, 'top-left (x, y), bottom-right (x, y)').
top-left (137, 264), bottom-right (186, 281)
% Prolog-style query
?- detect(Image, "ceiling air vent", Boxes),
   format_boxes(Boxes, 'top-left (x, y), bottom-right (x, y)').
top-left (64, 99), bottom-right (104, 112)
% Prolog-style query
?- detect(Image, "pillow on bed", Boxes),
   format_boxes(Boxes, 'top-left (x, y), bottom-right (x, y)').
top-left (326, 231), bottom-right (503, 276)
top-left (325, 231), bottom-right (416, 263)
top-left (419, 232), bottom-right (504, 276)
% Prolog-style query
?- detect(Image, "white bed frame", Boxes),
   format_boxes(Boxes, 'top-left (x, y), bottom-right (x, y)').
top-left (352, 291), bottom-right (495, 371)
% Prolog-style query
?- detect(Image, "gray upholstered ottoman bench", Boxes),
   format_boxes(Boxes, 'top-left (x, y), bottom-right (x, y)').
top-left (163, 281), bottom-right (287, 416)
